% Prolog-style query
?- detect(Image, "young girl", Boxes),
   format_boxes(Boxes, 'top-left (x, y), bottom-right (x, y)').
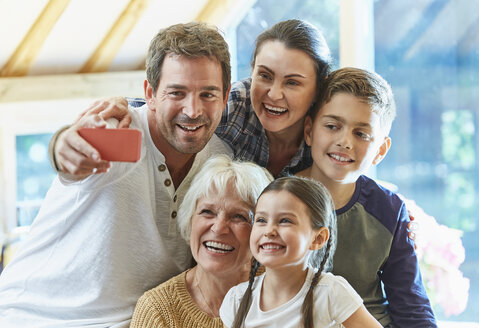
top-left (219, 176), bottom-right (381, 328)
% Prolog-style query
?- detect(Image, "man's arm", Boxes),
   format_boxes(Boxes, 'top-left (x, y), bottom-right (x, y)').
top-left (381, 203), bottom-right (438, 328)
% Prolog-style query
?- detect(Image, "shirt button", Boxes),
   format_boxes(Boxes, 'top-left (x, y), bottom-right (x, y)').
top-left (173, 195), bottom-right (177, 202)
top-left (164, 179), bottom-right (171, 187)
top-left (158, 164), bottom-right (166, 172)
top-left (171, 211), bottom-right (177, 219)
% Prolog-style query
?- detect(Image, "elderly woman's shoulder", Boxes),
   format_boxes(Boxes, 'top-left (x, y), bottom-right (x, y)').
top-left (139, 270), bottom-right (189, 306)
top-left (131, 271), bottom-right (190, 327)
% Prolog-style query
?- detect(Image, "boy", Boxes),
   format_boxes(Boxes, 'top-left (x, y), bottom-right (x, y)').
top-left (298, 67), bottom-right (437, 328)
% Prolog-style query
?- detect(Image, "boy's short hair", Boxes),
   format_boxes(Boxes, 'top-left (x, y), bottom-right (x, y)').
top-left (146, 22), bottom-right (231, 98)
top-left (311, 67), bottom-right (396, 136)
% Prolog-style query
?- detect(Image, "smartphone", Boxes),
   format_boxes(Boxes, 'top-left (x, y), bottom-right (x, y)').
top-left (78, 128), bottom-right (142, 162)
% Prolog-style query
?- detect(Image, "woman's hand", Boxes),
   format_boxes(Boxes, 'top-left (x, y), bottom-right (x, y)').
top-left (74, 97), bottom-right (132, 128)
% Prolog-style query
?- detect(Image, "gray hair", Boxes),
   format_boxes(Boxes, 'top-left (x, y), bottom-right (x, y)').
top-left (178, 155), bottom-right (273, 242)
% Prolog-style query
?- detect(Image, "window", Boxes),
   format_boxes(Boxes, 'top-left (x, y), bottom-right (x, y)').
top-left (0, 73), bottom-right (144, 234)
top-left (0, 98), bottom-right (101, 233)
top-left (232, 0), bottom-right (339, 81)
top-left (374, 0), bottom-right (478, 322)
top-left (232, 0), bottom-right (478, 323)
top-left (16, 133), bottom-right (55, 226)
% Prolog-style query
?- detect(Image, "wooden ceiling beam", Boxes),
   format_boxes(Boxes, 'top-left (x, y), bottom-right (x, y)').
top-left (137, 0), bottom-right (255, 71)
top-left (195, 0), bottom-right (239, 25)
top-left (0, 0), bottom-right (71, 77)
top-left (79, 0), bottom-right (151, 73)
top-left (0, 71), bottom-right (145, 103)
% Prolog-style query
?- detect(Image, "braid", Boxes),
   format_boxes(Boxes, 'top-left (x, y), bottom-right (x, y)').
top-left (232, 259), bottom-right (260, 328)
top-left (301, 235), bottom-right (333, 328)
top-left (318, 232), bottom-right (333, 273)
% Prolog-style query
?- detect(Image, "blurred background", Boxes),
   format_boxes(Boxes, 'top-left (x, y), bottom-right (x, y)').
top-left (0, 0), bottom-right (477, 326)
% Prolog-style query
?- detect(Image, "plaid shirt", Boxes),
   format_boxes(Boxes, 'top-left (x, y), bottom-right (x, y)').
top-left (128, 78), bottom-right (312, 177)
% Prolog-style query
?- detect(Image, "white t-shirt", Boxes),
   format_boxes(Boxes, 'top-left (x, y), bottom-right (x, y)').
top-left (220, 268), bottom-right (363, 328)
top-left (0, 105), bottom-right (232, 328)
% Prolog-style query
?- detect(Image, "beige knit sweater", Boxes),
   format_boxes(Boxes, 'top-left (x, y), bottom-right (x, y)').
top-left (130, 269), bottom-right (224, 328)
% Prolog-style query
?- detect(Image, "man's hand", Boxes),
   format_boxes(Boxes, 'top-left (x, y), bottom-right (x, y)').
top-left (55, 112), bottom-right (115, 180)
top-left (74, 97), bottom-right (132, 128)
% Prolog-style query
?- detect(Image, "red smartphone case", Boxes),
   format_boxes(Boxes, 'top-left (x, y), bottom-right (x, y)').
top-left (78, 128), bottom-right (142, 162)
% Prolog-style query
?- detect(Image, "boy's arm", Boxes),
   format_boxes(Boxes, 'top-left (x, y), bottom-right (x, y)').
top-left (380, 203), bottom-right (438, 328)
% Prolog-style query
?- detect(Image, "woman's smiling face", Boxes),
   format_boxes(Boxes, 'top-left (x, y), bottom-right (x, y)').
top-left (189, 184), bottom-right (253, 277)
top-left (250, 40), bottom-right (317, 135)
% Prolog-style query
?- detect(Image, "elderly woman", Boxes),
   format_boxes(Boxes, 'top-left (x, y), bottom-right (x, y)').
top-left (130, 155), bottom-right (272, 327)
